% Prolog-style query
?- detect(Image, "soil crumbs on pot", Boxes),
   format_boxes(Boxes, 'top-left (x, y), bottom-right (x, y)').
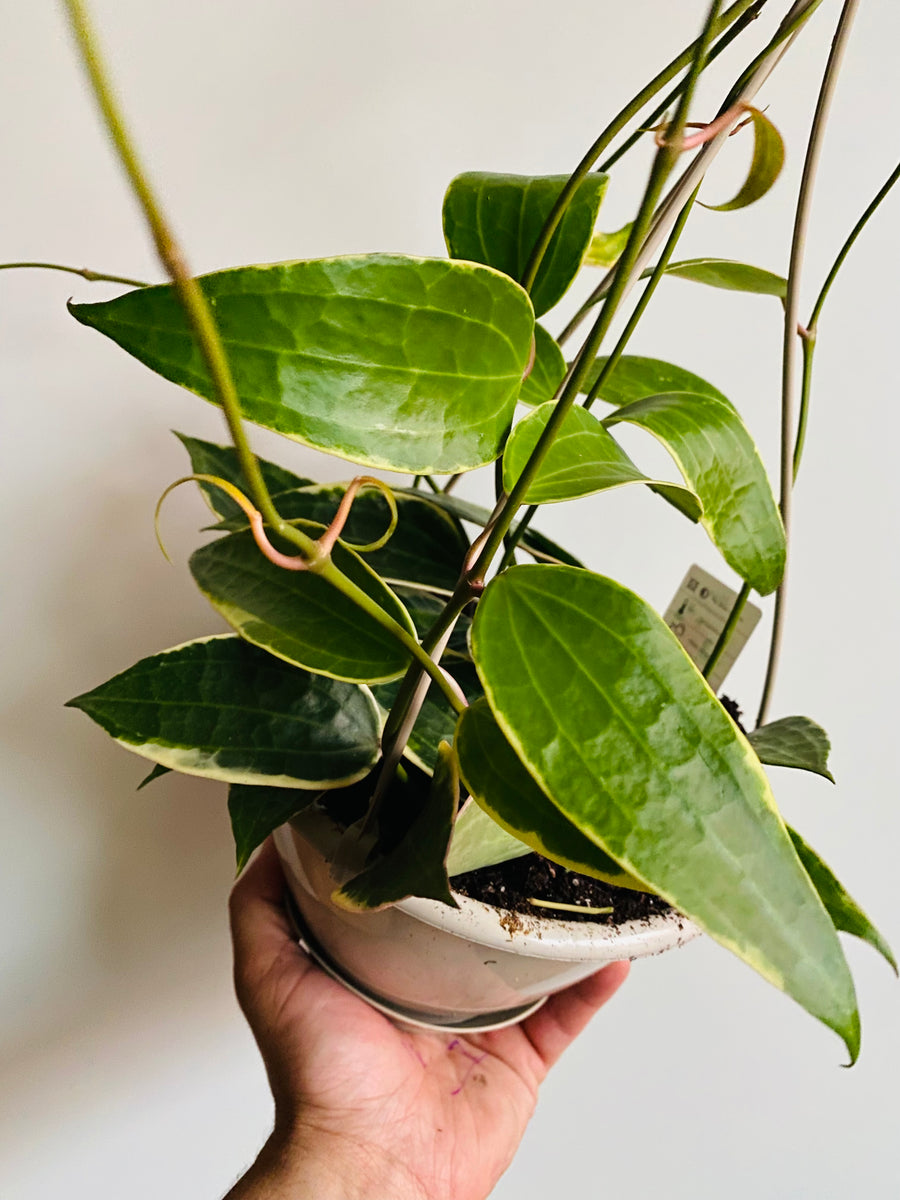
top-left (453, 854), bottom-right (673, 926)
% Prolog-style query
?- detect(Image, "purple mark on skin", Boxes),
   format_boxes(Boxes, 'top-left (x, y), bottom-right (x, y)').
top-left (447, 1038), bottom-right (487, 1095)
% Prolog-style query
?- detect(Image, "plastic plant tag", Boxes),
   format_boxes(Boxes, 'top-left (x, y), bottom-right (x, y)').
top-left (663, 564), bottom-right (761, 691)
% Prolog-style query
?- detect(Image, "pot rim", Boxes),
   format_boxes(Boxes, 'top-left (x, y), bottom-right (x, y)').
top-left (395, 888), bottom-right (700, 961)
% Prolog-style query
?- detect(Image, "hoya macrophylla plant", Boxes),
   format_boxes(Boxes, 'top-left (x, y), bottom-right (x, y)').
top-left (32, 0), bottom-right (897, 1061)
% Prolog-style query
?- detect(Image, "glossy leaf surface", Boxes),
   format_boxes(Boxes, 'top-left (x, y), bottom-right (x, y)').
top-left (71, 255), bottom-right (534, 474)
top-left (229, 784), bottom-right (320, 873)
top-left (190, 524), bottom-right (416, 683)
top-left (580, 355), bottom-right (726, 407)
top-left (749, 716), bottom-right (835, 782)
top-left (660, 258), bottom-right (787, 297)
top-left (442, 172), bottom-right (607, 316)
top-left (520, 324), bottom-right (566, 407)
top-left (704, 107), bottom-right (785, 212)
top-left (456, 699), bottom-right (645, 888)
top-left (67, 635), bottom-right (381, 787)
top-left (605, 392), bottom-right (785, 594)
top-left (471, 566), bottom-right (859, 1059)
top-left (334, 743), bottom-right (458, 911)
top-left (175, 432), bottom-right (311, 523)
top-left (503, 401), bottom-right (702, 518)
top-left (788, 827), bottom-right (897, 974)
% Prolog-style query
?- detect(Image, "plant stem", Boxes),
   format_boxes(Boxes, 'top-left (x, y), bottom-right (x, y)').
top-left (793, 157), bottom-right (900, 478)
top-left (498, 183), bottom-right (701, 571)
top-left (756, 0), bottom-right (859, 728)
top-left (0, 261), bottom-right (148, 288)
top-left (61, 0), bottom-right (316, 553)
top-left (559, 0), bottom-right (824, 349)
top-left (599, 1), bottom-right (768, 173)
top-left (518, 0), bottom-right (760, 295)
top-left (703, 581), bottom-right (752, 679)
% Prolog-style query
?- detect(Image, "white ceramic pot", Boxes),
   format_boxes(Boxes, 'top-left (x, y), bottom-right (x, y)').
top-left (274, 809), bottom-right (701, 1033)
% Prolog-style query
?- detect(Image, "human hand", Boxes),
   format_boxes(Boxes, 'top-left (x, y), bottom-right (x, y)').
top-left (225, 838), bottom-right (629, 1200)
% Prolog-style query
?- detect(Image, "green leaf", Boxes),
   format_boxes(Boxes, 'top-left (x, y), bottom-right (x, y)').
top-left (788, 826), bottom-right (897, 975)
top-left (659, 258), bottom-right (787, 297)
top-left (445, 796), bottom-right (532, 877)
top-left (216, 485), bottom-right (469, 594)
top-left (189, 523), bottom-right (416, 684)
top-left (580, 355), bottom-right (726, 407)
top-left (175, 433), bottom-right (312, 523)
top-left (402, 489), bottom-right (584, 568)
top-left (703, 106), bottom-right (785, 212)
top-left (442, 172), bottom-right (608, 317)
top-left (392, 588), bottom-right (471, 660)
top-left (371, 662), bottom-right (482, 774)
top-left (229, 784), bottom-right (320, 873)
top-left (584, 222), bottom-right (633, 268)
top-left (66, 634), bottom-right (382, 788)
top-left (749, 716), bottom-right (835, 782)
top-left (71, 254), bottom-right (534, 474)
top-left (334, 743), bottom-right (459, 911)
top-left (471, 566), bottom-right (859, 1060)
top-left (520, 324), bottom-right (566, 407)
top-left (455, 699), bottom-right (645, 888)
top-left (605, 392), bottom-right (785, 594)
top-left (502, 401), bottom-right (702, 519)
top-left (136, 762), bottom-right (171, 790)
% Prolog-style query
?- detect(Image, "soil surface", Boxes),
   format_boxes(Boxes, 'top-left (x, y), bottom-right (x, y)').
top-left (453, 853), bottom-right (673, 925)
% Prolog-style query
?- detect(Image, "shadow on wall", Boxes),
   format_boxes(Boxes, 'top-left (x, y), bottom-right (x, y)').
top-left (0, 434), bottom-right (245, 1082)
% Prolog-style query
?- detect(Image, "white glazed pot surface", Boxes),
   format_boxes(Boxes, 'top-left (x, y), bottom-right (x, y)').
top-left (274, 810), bottom-right (700, 1031)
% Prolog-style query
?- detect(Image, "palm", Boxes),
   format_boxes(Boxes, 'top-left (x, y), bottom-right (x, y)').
top-left (231, 843), bottom-right (629, 1200)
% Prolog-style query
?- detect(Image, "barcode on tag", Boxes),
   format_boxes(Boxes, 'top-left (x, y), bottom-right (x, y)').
top-left (663, 564), bottom-right (761, 692)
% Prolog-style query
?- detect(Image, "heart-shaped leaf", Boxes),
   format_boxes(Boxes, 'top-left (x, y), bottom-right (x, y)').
top-left (749, 716), bottom-right (834, 782)
top-left (471, 566), bottom-right (859, 1060)
top-left (605, 392), bottom-right (785, 594)
top-left (521, 323), bottom-right (567, 407)
top-left (456, 699), bottom-right (645, 887)
top-left (443, 172), bottom-right (608, 316)
top-left (175, 432), bottom-right (312, 523)
top-left (502, 401), bottom-right (702, 518)
top-left (66, 635), bottom-right (382, 788)
top-left (229, 784), bottom-right (321, 873)
top-left (580, 355), bottom-right (726, 407)
top-left (659, 258), bottom-right (787, 297)
top-left (190, 523), bottom-right (416, 683)
top-left (71, 255), bottom-right (534, 474)
top-left (788, 826), bottom-right (897, 974)
top-left (703, 106), bottom-right (785, 212)
top-left (215, 484), bottom-right (469, 594)
top-left (334, 743), bottom-right (459, 911)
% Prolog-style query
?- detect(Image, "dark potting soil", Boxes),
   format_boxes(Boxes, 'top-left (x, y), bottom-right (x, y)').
top-left (453, 853), bottom-right (673, 926)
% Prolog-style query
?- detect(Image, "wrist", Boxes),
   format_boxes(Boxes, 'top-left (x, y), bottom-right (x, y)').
top-left (227, 1126), bottom-right (428, 1200)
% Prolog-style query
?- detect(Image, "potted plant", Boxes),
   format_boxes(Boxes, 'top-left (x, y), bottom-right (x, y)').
top-left (26, 0), bottom-right (894, 1056)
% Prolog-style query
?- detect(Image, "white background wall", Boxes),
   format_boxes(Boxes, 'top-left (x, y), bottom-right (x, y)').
top-left (1, 2), bottom-right (897, 1196)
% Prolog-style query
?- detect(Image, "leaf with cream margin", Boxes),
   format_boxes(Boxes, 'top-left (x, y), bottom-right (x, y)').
top-left (604, 392), bottom-right (785, 594)
top-left (443, 171), bottom-right (608, 316)
top-left (502, 401), bottom-right (702, 519)
top-left (66, 635), bottom-right (382, 788)
top-left (471, 565), bottom-right (860, 1061)
top-left (71, 254), bottom-right (534, 475)
top-left (189, 523), bottom-right (416, 684)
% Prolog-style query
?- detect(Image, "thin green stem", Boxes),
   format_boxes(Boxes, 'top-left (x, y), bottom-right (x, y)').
top-left (469, 3), bottom-right (722, 585)
top-left (793, 332), bottom-right (817, 480)
top-left (756, 0), bottom-right (859, 729)
top-left (703, 581), bottom-right (752, 679)
top-left (518, 0), bottom-right (759, 296)
top-left (599, 1), bottom-right (768, 173)
top-left (0, 260), bottom-right (148, 288)
top-left (61, 0), bottom-right (317, 556)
